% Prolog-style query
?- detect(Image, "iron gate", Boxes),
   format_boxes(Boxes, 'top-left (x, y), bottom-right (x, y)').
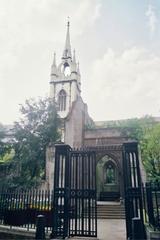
top-left (51, 144), bottom-right (97, 239)
top-left (123, 142), bottom-right (146, 239)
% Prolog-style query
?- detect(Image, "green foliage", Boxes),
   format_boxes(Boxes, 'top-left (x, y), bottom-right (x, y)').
top-left (108, 116), bottom-right (160, 181)
top-left (0, 124), bottom-right (6, 157)
top-left (141, 123), bottom-right (160, 181)
top-left (2, 97), bottom-right (60, 189)
top-left (101, 116), bottom-right (154, 141)
top-left (0, 149), bottom-right (15, 163)
top-left (0, 123), bottom-right (11, 160)
top-left (117, 116), bottom-right (154, 140)
top-left (0, 123), bottom-right (5, 139)
top-left (85, 122), bottom-right (96, 130)
top-left (97, 116), bottom-right (160, 181)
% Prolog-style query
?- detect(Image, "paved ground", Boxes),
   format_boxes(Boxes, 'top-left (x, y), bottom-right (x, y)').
top-left (0, 219), bottom-right (126, 240)
top-left (97, 219), bottom-right (126, 240)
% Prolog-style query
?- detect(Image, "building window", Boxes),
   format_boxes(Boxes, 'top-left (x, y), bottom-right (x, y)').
top-left (58, 89), bottom-right (66, 111)
top-left (105, 163), bottom-right (116, 184)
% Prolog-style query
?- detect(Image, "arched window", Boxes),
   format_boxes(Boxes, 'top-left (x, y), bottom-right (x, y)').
top-left (105, 162), bottom-right (116, 184)
top-left (58, 89), bottom-right (66, 111)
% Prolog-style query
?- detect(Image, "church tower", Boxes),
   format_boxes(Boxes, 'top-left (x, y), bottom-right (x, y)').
top-left (49, 20), bottom-right (81, 119)
top-left (49, 20), bottom-right (93, 147)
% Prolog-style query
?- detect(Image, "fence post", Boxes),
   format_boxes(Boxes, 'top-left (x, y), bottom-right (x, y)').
top-left (35, 215), bottom-right (45, 240)
top-left (51, 144), bottom-right (71, 239)
top-left (132, 217), bottom-right (145, 240)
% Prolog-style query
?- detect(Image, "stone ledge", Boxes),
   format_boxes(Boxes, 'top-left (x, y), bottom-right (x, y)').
top-left (0, 225), bottom-right (48, 239)
top-left (146, 225), bottom-right (160, 240)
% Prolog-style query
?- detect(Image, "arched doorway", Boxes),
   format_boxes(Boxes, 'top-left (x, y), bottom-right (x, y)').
top-left (96, 155), bottom-right (120, 201)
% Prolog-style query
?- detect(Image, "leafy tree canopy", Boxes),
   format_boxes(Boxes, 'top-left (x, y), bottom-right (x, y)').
top-left (95, 116), bottom-right (160, 181)
top-left (98, 116), bottom-right (155, 141)
top-left (5, 97), bottom-right (60, 189)
top-left (141, 123), bottom-right (160, 181)
top-left (117, 116), bottom-right (155, 141)
top-left (0, 123), bottom-right (11, 160)
top-left (0, 123), bottom-right (5, 157)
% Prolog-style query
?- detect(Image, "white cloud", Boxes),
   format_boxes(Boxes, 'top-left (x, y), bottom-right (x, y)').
top-left (84, 47), bottom-right (160, 120)
top-left (0, 0), bottom-right (101, 124)
top-left (145, 4), bottom-right (157, 36)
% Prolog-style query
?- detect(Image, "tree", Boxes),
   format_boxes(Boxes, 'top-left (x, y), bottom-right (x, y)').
top-left (0, 123), bottom-right (5, 158)
top-left (141, 123), bottom-right (160, 181)
top-left (11, 97), bottom-right (60, 188)
top-left (100, 116), bottom-right (154, 141)
top-left (0, 123), bottom-right (11, 161)
top-left (0, 123), bottom-right (14, 189)
top-left (96, 116), bottom-right (160, 180)
top-left (117, 116), bottom-right (154, 141)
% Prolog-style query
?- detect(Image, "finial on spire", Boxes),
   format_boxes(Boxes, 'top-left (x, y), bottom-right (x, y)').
top-left (53, 52), bottom-right (56, 66)
top-left (73, 49), bottom-right (76, 62)
top-left (77, 61), bottom-right (80, 75)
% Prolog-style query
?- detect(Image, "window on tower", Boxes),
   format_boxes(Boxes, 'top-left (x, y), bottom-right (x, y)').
top-left (58, 89), bottom-right (66, 111)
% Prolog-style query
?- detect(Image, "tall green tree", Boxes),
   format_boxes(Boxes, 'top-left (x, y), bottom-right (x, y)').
top-left (141, 123), bottom-right (160, 181)
top-left (12, 97), bottom-right (60, 188)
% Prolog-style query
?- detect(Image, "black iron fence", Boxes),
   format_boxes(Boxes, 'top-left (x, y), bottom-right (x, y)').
top-left (51, 145), bottom-right (97, 238)
top-left (0, 189), bottom-right (53, 232)
top-left (123, 142), bottom-right (146, 239)
top-left (143, 182), bottom-right (160, 231)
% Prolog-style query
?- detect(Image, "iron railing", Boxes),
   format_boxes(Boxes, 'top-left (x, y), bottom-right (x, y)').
top-left (143, 182), bottom-right (160, 231)
top-left (51, 144), bottom-right (97, 238)
top-left (0, 189), bottom-right (53, 232)
top-left (123, 142), bottom-right (146, 239)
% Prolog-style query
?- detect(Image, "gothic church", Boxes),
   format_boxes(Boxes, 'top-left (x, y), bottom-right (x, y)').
top-left (46, 21), bottom-right (133, 201)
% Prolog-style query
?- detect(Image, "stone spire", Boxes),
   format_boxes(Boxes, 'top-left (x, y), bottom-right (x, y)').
top-left (62, 19), bottom-right (72, 60)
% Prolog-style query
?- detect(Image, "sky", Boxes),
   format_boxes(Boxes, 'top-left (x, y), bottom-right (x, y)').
top-left (0, 0), bottom-right (160, 124)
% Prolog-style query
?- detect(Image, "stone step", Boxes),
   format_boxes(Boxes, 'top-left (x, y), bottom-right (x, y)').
top-left (98, 209), bottom-right (125, 211)
top-left (97, 214), bottom-right (126, 219)
top-left (97, 207), bottom-right (125, 210)
top-left (97, 215), bottom-right (126, 219)
top-left (99, 192), bottom-right (120, 201)
top-left (97, 213), bottom-right (125, 216)
top-left (97, 203), bottom-right (125, 219)
top-left (97, 211), bottom-right (125, 214)
top-left (97, 204), bottom-right (124, 207)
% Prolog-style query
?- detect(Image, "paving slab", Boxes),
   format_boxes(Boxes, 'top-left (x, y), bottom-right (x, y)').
top-left (0, 219), bottom-right (126, 240)
top-left (97, 219), bottom-right (126, 240)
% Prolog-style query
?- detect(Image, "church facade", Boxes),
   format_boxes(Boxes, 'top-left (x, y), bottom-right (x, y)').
top-left (45, 21), bottom-right (134, 201)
